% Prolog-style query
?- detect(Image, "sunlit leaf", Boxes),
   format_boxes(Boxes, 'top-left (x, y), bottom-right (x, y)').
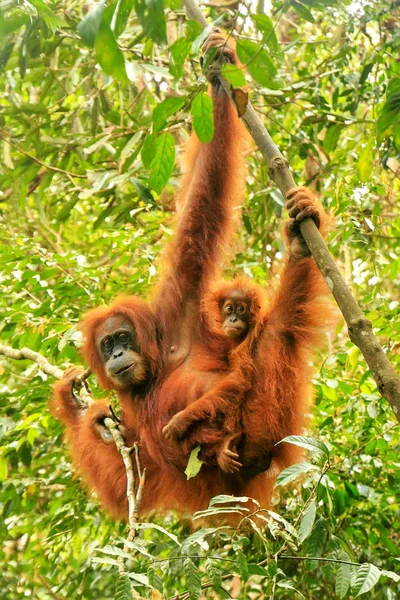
top-left (191, 92), bottom-right (214, 143)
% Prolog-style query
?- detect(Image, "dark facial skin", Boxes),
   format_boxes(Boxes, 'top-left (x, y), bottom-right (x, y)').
top-left (221, 291), bottom-right (250, 340)
top-left (96, 315), bottom-right (149, 389)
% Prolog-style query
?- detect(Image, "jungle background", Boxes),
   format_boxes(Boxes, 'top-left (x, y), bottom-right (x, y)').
top-left (0, 0), bottom-right (399, 598)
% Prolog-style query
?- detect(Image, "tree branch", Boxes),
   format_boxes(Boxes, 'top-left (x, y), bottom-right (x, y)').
top-left (181, 0), bottom-right (400, 421)
top-left (0, 342), bottom-right (144, 597)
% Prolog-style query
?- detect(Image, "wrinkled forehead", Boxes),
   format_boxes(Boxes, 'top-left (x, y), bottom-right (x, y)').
top-left (96, 315), bottom-right (135, 338)
top-left (223, 289), bottom-right (248, 303)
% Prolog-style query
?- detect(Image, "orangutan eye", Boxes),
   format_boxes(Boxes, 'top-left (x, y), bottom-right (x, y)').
top-left (103, 338), bottom-right (113, 351)
top-left (237, 305), bottom-right (244, 314)
top-left (119, 332), bottom-right (128, 343)
top-left (225, 305), bottom-right (233, 315)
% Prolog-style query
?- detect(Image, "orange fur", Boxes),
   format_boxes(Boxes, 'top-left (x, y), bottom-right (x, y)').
top-left (51, 33), bottom-right (332, 521)
top-left (52, 33), bottom-right (251, 519)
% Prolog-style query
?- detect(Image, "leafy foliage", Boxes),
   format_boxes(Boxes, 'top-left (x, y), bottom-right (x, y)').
top-left (0, 0), bottom-right (399, 598)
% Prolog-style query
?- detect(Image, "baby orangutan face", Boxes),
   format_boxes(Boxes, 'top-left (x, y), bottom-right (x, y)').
top-left (221, 291), bottom-right (250, 339)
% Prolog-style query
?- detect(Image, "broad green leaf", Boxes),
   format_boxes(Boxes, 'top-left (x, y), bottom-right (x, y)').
top-left (147, 566), bottom-right (163, 593)
top-left (135, 0), bottom-right (167, 46)
top-left (113, 0), bottom-right (134, 38)
top-left (292, 1), bottom-right (315, 22)
top-left (205, 558), bottom-right (222, 590)
top-left (277, 435), bottom-right (330, 457)
top-left (0, 457), bottom-right (8, 481)
top-left (237, 39), bottom-right (277, 88)
top-left (324, 124), bottom-right (344, 153)
top-left (377, 78), bottom-right (400, 142)
top-left (221, 63), bottom-right (246, 88)
top-left (149, 132), bottom-right (176, 192)
top-left (77, 1), bottom-right (106, 47)
top-left (28, 0), bottom-right (60, 33)
top-left (141, 133), bottom-right (157, 168)
top-left (135, 522), bottom-right (181, 545)
top-left (353, 563), bottom-right (381, 597)
top-left (115, 574), bottom-right (132, 600)
top-left (209, 495), bottom-right (256, 506)
top-left (252, 14), bottom-right (280, 55)
top-left (185, 445), bottom-right (204, 480)
top-left (276, 461), bottom-right (318, 487)
top-left (184, 558), bottom-right (201, 600)
top-left (152, 96), bottom-right (186, 132)
top-left (95, 21), bottom-right (127, 82)
top-left (357, 142), bottom-right (374, 182)
top-left (237, 549), bottom-right (249, 582)
top-left (307, 518), bottom-right (328, 559)
top-left (169, 36), bottom-right (192, 78)
top-left (299, 501), bottom-right (317, 543)
top-left (380, 569), bottom-right (400, 583)
top-left (191, 92), bottom-right (214, 143)
top-left (335, 559), bottom-right (351, 599)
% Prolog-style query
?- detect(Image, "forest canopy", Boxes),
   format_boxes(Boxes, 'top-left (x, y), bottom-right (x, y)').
top-left (0, 0), bottom-right (399, 598)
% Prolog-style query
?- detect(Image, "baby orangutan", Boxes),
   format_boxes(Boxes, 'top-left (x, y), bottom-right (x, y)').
top-left (163, 278), bottom-right (264, 473)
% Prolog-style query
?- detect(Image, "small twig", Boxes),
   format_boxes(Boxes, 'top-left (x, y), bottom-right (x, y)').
top-left (0, 135), bottom-right (87, 179)
top-left (280, 555), bottom-right (361, 567)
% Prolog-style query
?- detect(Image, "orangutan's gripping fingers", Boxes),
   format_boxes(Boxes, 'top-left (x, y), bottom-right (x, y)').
top-left (295, 206), bottom-right (321, 228)
top-left (286, 186), bottom-right (313, 201)
top-left (202, 31), bottom-right (236, 66)
top-left (162, 411), bottom-right (190, 442)
top-left (63, 366), bottom-right (86, 388)
top-left (286, 196), bottom-right (314, 213)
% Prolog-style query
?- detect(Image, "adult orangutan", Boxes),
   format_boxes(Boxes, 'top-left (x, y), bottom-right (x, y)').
top-left (53, 31), bottom-right (250, 518)
top-left (53, 33), bottom-right (332, 519)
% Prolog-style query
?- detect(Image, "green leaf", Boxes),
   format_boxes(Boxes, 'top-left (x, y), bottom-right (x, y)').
top-left (307, 518), bottom-right (328, 559)
top-left (28, 0), bottom-right (60, 34)
top-left (184, 558), bottom-right (201, 600)
top-left (0, 456), bottom-right (8, 481)
top-left (252, 14), bottom-right (280, 55)
top-left (292, 1), bottom-right (315, 22)
top-left (57, 199), bottom-right (79, 222)
top-left (221, 63), bottom-right (246, 88)
top-left (377, 78), bottom-right (400, 142)
top-left (335, 559), bottom-right (351, 599)
top-left (170, 36), bottom-right (192, 78)
top-left (205, 558), bottom-right (222, 590)
top-left (135, 522), bottom-right (181, 545)
top-left (149, 132), bottom-right (176, 192)
top-left (276, 462), bottom-right (318, 487)
top-left (324, 124), bottom-right (344, 153)
top-left (237, 549), bottom-right (249, 583)
top-left (113, 0), bottom-right (134, 38)
top-left (185, 446), bottom-right (204, 480)
top-left (141, 133), bottom-right (158, 169)
top-left (115, 574), bottom-right (132, 600)
top-left (147, 567), bottom-right (163, 593)
top-left (277, 435), bottom-right (330, 457)
top-left (95, 21), bottom-right (127, 82)
top-left (191, 92), bottom-right (214, 143)
top-left (353, 563), bottom-right (381, 597)
top-left (135, 0), bottom-right (167, 46)
top-left (152, 96), bottom-right (186, 132)
top-left (357, 142), bottom-right (374, 183)
top-left (299, 501), bottom-right (317, 543)
top-left (236, 39), bottom-right (277, 88)
top-left (77, 1), bottom-right (106, 47)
